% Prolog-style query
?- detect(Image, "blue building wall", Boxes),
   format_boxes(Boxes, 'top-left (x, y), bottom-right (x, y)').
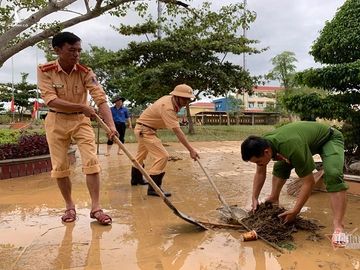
top-left (213, 98), bottom-right (232, 112)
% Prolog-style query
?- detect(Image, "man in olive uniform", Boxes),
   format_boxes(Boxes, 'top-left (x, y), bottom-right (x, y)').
top-left (241, 121), bottom-right (348, 246)
top-left (37, 32), bottom-right (116, 225)
top-left (131, 84), bottom-right (200, 197)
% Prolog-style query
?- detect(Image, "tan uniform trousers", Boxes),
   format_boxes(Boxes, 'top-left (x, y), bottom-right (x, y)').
top-left (45, 112), bottom-right (100, 178)
top-left (134, 125), bottom-right (169, 175)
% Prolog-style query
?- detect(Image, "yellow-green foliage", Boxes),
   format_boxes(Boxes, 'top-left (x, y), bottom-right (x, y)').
top-left (0, 129), bottom-right (20, 145)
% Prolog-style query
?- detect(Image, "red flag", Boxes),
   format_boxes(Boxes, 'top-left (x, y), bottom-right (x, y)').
top-left (32, 100), bottom-right (39, 118)
top-left (33, 100), bottom-right (39, 111)
top-left (10, 96), bottom-right (15, 112)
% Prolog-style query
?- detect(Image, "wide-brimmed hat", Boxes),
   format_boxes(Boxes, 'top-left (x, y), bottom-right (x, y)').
top-left (112, 96), bottom-right (125, 103)
top-left (169, 84), bottom-right (195, 99)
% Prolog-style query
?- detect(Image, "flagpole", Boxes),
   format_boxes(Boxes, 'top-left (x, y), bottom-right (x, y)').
top-left (35, 45), bottom-right (39, 119)
top-left (11, 56), bottom-right (15, 122)
top-left (157, 0), bottom-right (162, 39)
top-left (242, 0), bottom-right (247, 71)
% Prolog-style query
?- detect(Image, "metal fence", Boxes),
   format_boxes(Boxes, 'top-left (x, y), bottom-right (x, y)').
top-left (193, 114), bottom-right (281, 125)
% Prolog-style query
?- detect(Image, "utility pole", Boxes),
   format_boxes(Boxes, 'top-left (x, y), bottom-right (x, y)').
top-left (11, 57), bottom-right (15, 122)
top-left (242, 0), bottom-right (247, 71)
top-left (35, 44), bottom-right (39, 120)
top-left (157, 1), bottom-right (162, 39)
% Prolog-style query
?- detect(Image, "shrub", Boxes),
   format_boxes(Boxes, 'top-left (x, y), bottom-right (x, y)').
top-left (0, 114), bottom-right (12, 124)
top-left (0, 129), bottom-right (20, 145)
top-left (274, 120), bottom-right (292, 128)
top-left (0, 132), bottom-right (49, 160)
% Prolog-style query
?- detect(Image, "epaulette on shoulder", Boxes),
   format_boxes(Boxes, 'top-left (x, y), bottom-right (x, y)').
top-left (76, 63), bottom-right (91, 73)
top-left (39, 62), bottom-right (57, 72)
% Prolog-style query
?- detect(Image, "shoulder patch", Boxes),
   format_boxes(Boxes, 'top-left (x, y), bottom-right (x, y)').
top-left (39, 62), bottom-right (57, 72)
top-left (76, 63), bottom-right (90, 73)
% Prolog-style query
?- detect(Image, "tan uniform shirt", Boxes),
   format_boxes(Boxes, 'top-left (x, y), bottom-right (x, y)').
top-left (37, 60), bottom-right (107, 109)
top-left (37, 60), bottom-right (105, 178)
top-left (137, 95), bottom-right (180, 130)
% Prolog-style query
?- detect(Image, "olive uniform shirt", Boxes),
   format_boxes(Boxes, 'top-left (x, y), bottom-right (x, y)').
top-left (264, 121), bottom-right (348, 192)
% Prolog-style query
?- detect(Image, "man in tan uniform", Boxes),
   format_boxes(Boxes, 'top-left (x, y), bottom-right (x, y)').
top-left (37, 32), bottom-right (116, 225)
top-left (131, 84), bottom-right (200, 197)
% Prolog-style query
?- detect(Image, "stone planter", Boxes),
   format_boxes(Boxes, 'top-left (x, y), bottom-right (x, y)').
top-left (0, 148), bottom-right (76, 180)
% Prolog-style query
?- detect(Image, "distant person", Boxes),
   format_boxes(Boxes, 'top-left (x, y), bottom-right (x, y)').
top-left (131, 84), bottom-right (200, 196)
top-left (37, 32), bottom-right (116, 225)
top-left (105, 96), bottom-right (132, 156)
top-left (241, 121), bottom-right (348, 247)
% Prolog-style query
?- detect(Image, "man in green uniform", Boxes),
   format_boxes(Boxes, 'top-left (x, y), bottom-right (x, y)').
top-left (241, 121), bottom-right (348, 246)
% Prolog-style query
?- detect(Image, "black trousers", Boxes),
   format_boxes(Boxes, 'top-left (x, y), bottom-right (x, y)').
top-left (107, 122), bottom-right (126, 145)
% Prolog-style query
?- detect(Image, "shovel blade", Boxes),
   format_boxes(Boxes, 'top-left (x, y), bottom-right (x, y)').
top-left (219, 205), bottom-right (249, 221)
top-left (162, 196), bottom-right (207, 230)
top-left (230, 206), bottom-right (249, 220)
top-left (176, 210), bottom-right (208, 230)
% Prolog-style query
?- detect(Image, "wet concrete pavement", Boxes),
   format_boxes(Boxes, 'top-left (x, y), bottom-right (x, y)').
top-left (0, 141), bottom-right (359, 270)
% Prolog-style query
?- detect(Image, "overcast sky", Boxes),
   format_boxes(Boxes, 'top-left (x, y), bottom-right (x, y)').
top-left (0, 0), bottom-right (345, 85)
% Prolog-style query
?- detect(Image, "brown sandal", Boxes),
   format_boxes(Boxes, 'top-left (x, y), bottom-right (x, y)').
top-left (90, 209), bottom-right (112, 225)
top-left (61, 208), bottom-right (76, 223)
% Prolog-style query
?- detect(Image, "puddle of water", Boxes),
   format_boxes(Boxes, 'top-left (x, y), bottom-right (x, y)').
top-left (0, 142), bottom-right (359, 269)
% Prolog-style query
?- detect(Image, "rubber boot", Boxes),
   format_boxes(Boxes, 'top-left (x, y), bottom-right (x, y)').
top-left (130, 166), bottom-right (148, 186)
top-left (147, 172), bottom-right (171, 197)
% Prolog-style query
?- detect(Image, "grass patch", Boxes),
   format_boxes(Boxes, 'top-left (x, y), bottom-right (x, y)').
top-left (93, 125), bottom-right (275, 144)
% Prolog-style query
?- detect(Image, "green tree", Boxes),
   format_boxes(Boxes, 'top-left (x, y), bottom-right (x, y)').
top-left (0, 0), bottom-right (193, 67)
top-left (81, 2), bottom-right (264, 133)
top-left (82, 2), bottom-right (264, 103)
top-left (227, 95), bottom-right (243, 114)
top-left (0, 73), bottom-right (37, 120)
top-left (281, 90), bottom-right (328, 121)
top-left (80, 46), bottom-right (116, 88)
top-left (285, 0), bottom-right (360, 157)
top-left (267, 51), bottom-right (297, 90)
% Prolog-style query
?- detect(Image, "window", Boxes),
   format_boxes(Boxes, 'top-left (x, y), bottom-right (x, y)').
top-left (249, 102), bottom-right (255, 108)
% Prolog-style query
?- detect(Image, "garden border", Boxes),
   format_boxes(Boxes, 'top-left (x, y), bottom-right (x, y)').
top-left (0, 148), bottom-right (76, 180)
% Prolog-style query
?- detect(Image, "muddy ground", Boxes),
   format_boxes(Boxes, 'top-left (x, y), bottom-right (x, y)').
top-left (0, 141), bottom-right (359, 270)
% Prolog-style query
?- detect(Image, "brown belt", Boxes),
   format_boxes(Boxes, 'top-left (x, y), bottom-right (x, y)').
top-left (136, 122), bottom-right (157, 131)
top-left (49, 109), bottom-right (83, 115)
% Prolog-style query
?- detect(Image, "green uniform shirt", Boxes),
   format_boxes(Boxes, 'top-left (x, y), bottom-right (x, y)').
top-left (264, 121), bottom-right (330, 178)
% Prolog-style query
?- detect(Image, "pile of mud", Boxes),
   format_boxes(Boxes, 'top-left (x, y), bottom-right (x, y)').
top-left (222, 202), bottom-right (323, 244)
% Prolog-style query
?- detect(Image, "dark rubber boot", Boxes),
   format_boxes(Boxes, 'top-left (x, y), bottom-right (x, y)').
top-left (147, 172), bottom-right (171, 197)
top-left (130, 166), bottom-right (148, 186)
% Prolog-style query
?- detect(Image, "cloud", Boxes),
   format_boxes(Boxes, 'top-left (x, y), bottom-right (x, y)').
top-left (244, 0), bottom-right (344, 76)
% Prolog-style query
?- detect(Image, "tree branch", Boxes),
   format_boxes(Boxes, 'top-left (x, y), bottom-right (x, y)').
top-left (0, 0), bottom-right (196, 66)
top-left (84, 0), bottom-right (91, 12)
top-left (0, 0), bottom-right (133, 66)
top-left (0, 0), bottom-right (77, 49)
top-left (62, 9), bottom-right (84, 16)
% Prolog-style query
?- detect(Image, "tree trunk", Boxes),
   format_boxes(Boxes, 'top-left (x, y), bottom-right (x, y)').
top-left (186, 104), bottom-right (195, 134)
